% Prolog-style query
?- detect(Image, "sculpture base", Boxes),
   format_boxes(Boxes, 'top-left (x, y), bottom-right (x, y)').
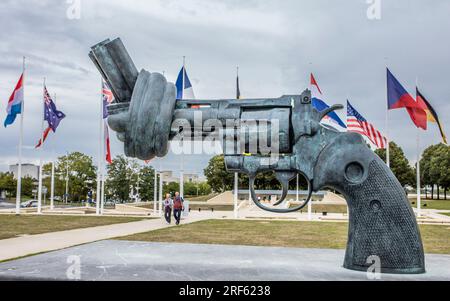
top-left (1, 241), bottom-right (448, 281)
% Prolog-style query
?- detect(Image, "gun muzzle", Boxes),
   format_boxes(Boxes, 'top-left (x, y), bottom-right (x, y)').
top-left (89, 38), bottom-right (139, 103)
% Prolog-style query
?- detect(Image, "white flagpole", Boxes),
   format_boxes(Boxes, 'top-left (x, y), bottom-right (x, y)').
top-left (307, 73), bottom-right (313, 220)
top-left (159, 164), bottom-right (163, 217)
top-left (296, 175), bottom-right (299, 203)
top-left (308, 190), bottom-right (312, 221)
top-left (50, 160), bottom-right (55, 210)
top-left (386, 111), bottom-right (390, 168)
top-left (154, 169), bottom-right (158, 214)
top-left (101, 171), bottom-right (106, 214)
top-left (50, 95), bottom-right (57, 211)
top-left (180, 56), bottom-right (186, 199)
top-left (385, 61), bottom-right (391, 168)
top-left (65, 165), bottom-right (69, 203)
top-left (416, 128), bottom-right (422, 217)
top-left (415, 77), bottom-right (422, 217)
top-left (37, 78), bottom-right (46, 214)
top-left (234, 172), bottom-right (239, 219)
top-left (15, 57), bottom-right (26, 215)
top-left (96, 78), bottom-right (102, 215)
top-left (100, 121), bottom-right (107, 214)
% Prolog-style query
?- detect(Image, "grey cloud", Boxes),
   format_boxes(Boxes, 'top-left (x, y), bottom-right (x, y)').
top-left (0, 0), bottom-right (449, 175)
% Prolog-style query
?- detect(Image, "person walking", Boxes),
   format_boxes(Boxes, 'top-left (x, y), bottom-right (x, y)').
top-left (163, 193), bottom-right (173, 224)
top-left (173, 192), bottom-right (184, 226)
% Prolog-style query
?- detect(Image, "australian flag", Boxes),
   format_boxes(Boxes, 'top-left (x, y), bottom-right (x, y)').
top-left (44, 86), bottom-right (65, 132)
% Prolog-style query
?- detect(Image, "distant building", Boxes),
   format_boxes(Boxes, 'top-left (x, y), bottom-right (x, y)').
top-left (9, 164), bottom-right (39, 180)
top-left (184, 173), bottom-right (200, 183)
top-left (160, 171), bottom-right (177, 183)
top-left (159, 171), bottom-right (202, 184)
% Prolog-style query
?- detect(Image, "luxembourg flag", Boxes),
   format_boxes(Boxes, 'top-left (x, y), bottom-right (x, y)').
top-left (310, 73), bottom-right (347, 130)
top-left (176, 66), bottom-right (195, 100)
top-left (4, 73), bottom-right (24, 127)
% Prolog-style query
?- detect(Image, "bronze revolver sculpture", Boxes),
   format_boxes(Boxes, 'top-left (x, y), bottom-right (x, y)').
top-left (89, 38), bottom-right (425, 274)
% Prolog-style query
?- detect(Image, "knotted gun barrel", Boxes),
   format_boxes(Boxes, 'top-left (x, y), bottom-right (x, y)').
top-left (89, 38), bottom-right (426, 274)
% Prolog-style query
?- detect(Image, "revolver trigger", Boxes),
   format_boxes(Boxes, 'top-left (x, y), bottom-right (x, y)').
top-left (273, 172), bottom-right (297, 206)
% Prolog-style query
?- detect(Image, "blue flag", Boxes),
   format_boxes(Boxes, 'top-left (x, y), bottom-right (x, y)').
top-left (176, 66), bottom-right (195, 100)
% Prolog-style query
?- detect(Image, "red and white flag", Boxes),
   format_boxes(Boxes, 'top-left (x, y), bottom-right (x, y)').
top-left (102, 80), bottom-right (114, 164)
top-left (35, 127), bottom-right (51, 149)
top-left (310, 73), bottom-right (323, 95)
top-left (104, 120), bottom-right (112, 164)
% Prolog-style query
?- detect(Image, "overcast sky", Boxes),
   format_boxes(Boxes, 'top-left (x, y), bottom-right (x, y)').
top-left (0, 0), bottom-right (449, 176)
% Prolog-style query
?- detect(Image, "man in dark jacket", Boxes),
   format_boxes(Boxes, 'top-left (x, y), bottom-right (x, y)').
top-left (173, 192), bottom-right (184, 225)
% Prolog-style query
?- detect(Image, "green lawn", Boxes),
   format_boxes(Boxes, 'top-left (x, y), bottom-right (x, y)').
top-left (410, 200), bottom-right (450, 210)
top-left (117, 219), bottom-right (450, 255)
top-left (0, 215), bottom-right (145, 240)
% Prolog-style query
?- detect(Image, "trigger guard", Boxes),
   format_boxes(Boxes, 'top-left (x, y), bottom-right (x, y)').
top-left (249, 173), bottom-right (313, 214)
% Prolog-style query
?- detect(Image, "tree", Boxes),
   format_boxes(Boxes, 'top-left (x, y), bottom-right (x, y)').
top-left (204, 155), bottom-right (303, 193)
top-left (204, 155), bottom-right (234, 192)
top-left (0, 172), bottom-right (16, 198)
top-left (105, 156), bottom-right (152, 203)
top-left (42, 163), bottom-right (66, 201)
top-left (21, 177), bottom-right (35, 198)
top-left (197, 182), bottom-right (212, 195)
top-left (375, 142), bottom-right (415, 187)
top-left (438, 145), bottom-right (450, 200)
top-left (421, 144), bottom-right (450, 200)
top-left (164, 182), bottom-right (180, 196)
top-left (55, 152), bottom-right (97, 202)
top-left (184, 182), bottom-right (198, 196)
top-left (139, 166), bottom-right (156, 202)
top-left (106, 156), bottom-right (131, 203)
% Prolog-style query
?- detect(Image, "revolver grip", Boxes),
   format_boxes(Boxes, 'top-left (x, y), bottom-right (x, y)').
top-left (314, 133), bottom-right (425, 274)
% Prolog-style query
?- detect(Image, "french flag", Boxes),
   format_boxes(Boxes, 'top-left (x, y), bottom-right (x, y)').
top-left (176, 66), bottom-right (195, 100)
top-left (4, 73), bottom-right (24, 127)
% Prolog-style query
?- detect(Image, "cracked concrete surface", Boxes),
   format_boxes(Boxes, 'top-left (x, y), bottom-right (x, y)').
top-left (0, 240), bottom-right (449, 281)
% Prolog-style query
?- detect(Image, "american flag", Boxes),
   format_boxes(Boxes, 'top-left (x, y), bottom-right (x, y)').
top-left (102, 80), bottom-right (114, 119)
top-left (347, 101), bottom-right (387, 149)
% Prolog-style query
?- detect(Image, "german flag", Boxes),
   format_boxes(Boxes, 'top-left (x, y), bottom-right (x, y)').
top-left (417, 88), bottom-right (447, 144)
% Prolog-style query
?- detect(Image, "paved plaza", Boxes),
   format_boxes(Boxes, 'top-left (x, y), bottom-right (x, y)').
top-left (0, 240), bottom-right (449, 281)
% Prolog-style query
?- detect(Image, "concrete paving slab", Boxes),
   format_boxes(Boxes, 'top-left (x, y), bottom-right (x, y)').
top-left (0, 240), bottom-right (449, 281)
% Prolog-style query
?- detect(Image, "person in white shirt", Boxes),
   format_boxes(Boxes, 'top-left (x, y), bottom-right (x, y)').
top-left (163, 193), bottom-right (173, 224)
